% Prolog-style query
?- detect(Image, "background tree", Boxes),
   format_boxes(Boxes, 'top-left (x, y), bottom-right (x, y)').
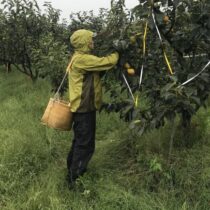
top-left (98, 0), bottom-right (210, 140)
top-left (0, 0), bottom-right (69, 83)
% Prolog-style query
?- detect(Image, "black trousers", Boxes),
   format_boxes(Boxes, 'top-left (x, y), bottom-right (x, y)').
top-left (67, 111), bottom-right (96, 182)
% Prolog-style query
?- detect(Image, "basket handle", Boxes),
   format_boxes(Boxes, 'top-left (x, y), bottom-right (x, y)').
top-left (54, 55), bottom-right (78, 99)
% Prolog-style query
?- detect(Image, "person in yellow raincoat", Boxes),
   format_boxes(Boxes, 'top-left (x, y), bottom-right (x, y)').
top-left (67, 29), bottom-right (119, 185)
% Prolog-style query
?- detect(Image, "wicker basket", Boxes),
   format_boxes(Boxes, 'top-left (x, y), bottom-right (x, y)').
top-left (41, 56), bottom-right (78, 131)
top-left (41, 98), bottom-right (73, 131)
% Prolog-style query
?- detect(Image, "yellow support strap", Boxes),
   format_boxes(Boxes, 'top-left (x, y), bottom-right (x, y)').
top-left (135, 95), bottom-right (139, 108)
top-left (139, 21), bottom-right (148, 88)
top-left (163, 50), bottom-right (174, 75)
top-left (143, 22), bottom-right (148, 55)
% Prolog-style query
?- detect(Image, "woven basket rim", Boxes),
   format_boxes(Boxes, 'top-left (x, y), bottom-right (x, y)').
top-left (49, 98), bottom-right (71, 106)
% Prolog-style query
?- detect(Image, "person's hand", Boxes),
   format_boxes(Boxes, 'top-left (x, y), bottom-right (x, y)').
top-left (112, 39), bottom-right (129, 53)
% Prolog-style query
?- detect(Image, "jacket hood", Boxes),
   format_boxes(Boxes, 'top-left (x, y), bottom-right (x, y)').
top-left (70, 29), bottom-right (94, 53)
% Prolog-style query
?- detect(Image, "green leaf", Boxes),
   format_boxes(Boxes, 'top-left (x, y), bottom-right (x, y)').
top-left (184, 87), bottom-right (196, 98)
top-left (161, 82), bottom-right (176, 92)
top-left (191, 96), bottom-right (201, 106)
top-left (199, 73), bottom-right (209, 83)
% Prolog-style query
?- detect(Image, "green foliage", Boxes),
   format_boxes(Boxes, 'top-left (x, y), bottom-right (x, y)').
top-left (97, 0), bottom-right (210, 137)
top-left (36, 34), bottom-right (69, 93)
top-left (0, 0), bottom-right (42, 79)
top-left (0, 0), bottom-right (69, 81)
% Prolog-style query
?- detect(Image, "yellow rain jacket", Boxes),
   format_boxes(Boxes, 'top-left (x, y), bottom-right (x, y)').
top-left (68, 29), bottom-right (119, 113)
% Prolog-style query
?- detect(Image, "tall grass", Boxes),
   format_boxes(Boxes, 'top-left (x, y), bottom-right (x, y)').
top-left (0, 69), bottom-right (210, 209)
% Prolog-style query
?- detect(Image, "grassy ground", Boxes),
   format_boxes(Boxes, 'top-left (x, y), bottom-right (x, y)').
top-left (0, 69), bottom-right (210, 210)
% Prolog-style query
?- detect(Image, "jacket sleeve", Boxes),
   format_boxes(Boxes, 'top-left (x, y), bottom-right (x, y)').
top-left (74, 52), bottom-right (119, 71)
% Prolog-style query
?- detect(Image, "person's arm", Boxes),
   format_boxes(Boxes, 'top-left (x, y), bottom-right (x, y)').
top-left (74, 52), bottom-right (119, 71)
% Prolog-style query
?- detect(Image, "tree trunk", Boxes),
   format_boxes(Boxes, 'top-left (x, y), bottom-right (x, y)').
top-left (5, 62), bottom-right (12, 73)
top-left (181, 111), bottom-right (191, 128)
top-left (181, 111), bottom-right (193, 147)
